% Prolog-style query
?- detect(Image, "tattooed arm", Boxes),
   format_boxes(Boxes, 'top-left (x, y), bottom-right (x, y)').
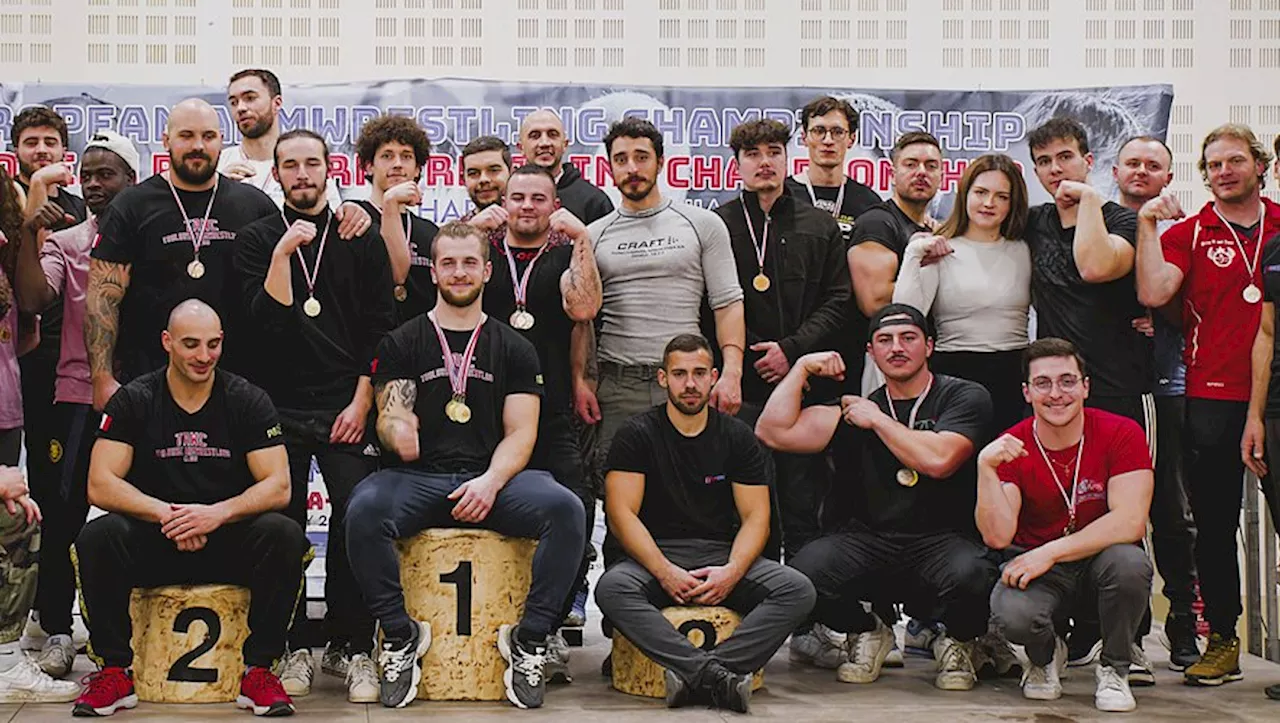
top-left (85, 258), bottom-right (131, 411)
top-left (571, 320), bottom-right (601, 425)
top-left (552, 209), bottom-right (602, 322)
top-left (375, 378), bottom-right (420, 462)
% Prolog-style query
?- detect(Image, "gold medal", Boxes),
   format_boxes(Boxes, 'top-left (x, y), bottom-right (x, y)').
top-left (509, 309), bottom-right (535, 330)
top-left (394, 284), bottom-right (408, 302)
top-left (186, 259), bottom-right (205, 279)
top-left (752, 273), bottom-right (771, 292)
top-left (896, 468), bottom-right (919, 487)
top-left (446, 396), bottom-right (471, 424)
top-left (303, 296), bottom-right (322, 317)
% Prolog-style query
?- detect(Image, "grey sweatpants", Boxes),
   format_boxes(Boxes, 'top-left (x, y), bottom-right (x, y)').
top-left (595, 539), bottom-right (816, 689)
top-left (990, 543), bottom-right (1152, 669)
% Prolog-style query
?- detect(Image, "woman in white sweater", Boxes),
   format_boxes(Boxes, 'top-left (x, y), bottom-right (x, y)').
top-left (892, 153), bottom-right (1031, 431)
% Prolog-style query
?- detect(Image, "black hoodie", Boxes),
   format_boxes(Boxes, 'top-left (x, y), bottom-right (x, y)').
top-left (556, 163), bottom-right (614, 224)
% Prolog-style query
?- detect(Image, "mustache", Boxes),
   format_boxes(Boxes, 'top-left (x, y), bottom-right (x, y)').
top-left (623, 175), bottom-right (648, 185)
top-left (181, 152), bottom-right (211, 163)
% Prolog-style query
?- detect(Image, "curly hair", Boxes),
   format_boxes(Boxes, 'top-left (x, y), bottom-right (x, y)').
top-left (355, 115), bottom-right (432, 173)
top-left (11, 106), bottom-right (68, 148)
top-left (0, 164), bottom-right (26, 290)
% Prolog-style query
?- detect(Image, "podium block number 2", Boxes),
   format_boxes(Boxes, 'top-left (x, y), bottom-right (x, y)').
top-left (440, 560), bottom-right (474, 636)
top-left (167, 607), bottom-right (222, 683)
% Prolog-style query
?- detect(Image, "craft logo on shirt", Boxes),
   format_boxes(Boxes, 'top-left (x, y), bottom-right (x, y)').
top-left (160, 219), bottom-right (236, 246)
top-left (157, 430), bottom-right (232, 463)
top-left (614, 236), bottom-right (687, 258)
top-left (703, 474), bottom-right (726, 486)
top-left (1206, 245), bottom-right (1236, 269)
top-left (1075, 477), bottom-right (1106, 504)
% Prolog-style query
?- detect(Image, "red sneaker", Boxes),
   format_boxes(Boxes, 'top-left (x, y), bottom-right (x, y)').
top-left (236, 666), bottom-right (295, 717)
top-left (72, 667), bottom-right (138, 717)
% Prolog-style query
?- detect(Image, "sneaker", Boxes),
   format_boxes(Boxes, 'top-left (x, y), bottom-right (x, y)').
top-left (1266, 682), bottom-right (1280, 700)
top-left (563, 589), bottom-right (588, 628)
top-left (72, 667), bottom-right (136, 716)
top-left (1095, 663), bottom-right (1137, 712)
top-left (933, 635), bottom-right (976, 691)
top-left (320, 643), bottom-right (349, 678)
top-left (377, 620), bottom-right (432, 708)
top-left (345, 654), bottom-right (378, 704)
top-left (1183, 633), bottom-right (1243, 686)
top-left (19, 611), bottom-right (47, 652)
top-left (1165, 613), bottom-right (1201, 672)
top-left (1068, 637), bottom-right (1102, 668)
top-left (1021, 637), bottom-right (1066, 701)
top-left (1128, 643), bottom-right (1155, 687)
top-left (706, 666), bottom-right (751, 714)
top-left (836, 616), bottom-right (894, 684)
top-left (497, 624), bottom-right (547, 709)
top-left (35, 634), bottom-right (76, 679)
top-left (0, 653), bottom-right (79, 704)
top-left (236, 666), bottom-right (295, 717)
top-left (975, 631), bottom-right (1023, 680)
top-left (276, 649), bottom-right (313, 697)
top-left (789, 623), bottom-right (848, 669)
top-left (545, 631), bottom-right (572, 684)
top-left (905, 619), bottom-right (941, 658)
top-left (884, 638), bottom-right (905, 668)
top-left (663, 668), bottom-right (692, 708)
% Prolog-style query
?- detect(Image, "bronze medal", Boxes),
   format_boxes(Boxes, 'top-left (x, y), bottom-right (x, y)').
top-left (752, 273), bottom-right (771, 292)
top-left (394, 284), bottom-right (408, 302)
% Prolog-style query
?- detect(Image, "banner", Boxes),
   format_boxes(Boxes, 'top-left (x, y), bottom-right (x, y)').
top-left (0, 79), bottom-right (1173, 224)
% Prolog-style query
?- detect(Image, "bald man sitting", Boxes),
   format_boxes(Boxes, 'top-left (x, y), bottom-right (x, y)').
top-left (73, 300), bottom-right (309, 718)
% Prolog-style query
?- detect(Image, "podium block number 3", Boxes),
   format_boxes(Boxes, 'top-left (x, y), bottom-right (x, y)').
top-left (439, 561), bottom-right (474, 636)
top-left (167, 607), bottom-right (222, 683)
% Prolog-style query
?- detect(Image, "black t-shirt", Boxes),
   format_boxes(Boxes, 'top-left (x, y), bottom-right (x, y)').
top-left (1025, 201), bottom-right (1151, 397)
top-left (18, 181), bottom-right (87, 359)
top-left (606, 405), bottom-right (770, 542)
top-left (371, 315), bottom-right (542, 474)
top-left (234, 207), bottom-right (397, 410)
top-left (829, 373), bottom-right (991, 535)
top-left (354, 200), bottom-right (439, 325)
top-left (1261, 233), bottom-right (1280, 417)
top-left (91, 174), bottom-right (278, 381)
top-left (97, 369), bottom-right (283, 505)
top-left (785, 176), bottom-right (882, 246)
top-left (482, 238), bottom-right (575, 418)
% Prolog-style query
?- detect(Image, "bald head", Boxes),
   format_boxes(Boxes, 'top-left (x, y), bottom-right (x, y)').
top-left (168, 299), bottom-right (221, 332)
top-left (168, 99), bottom-right (220, 133)
top-left (518, 110), bottom-right (569, 172)
top-left (164, 299), bottom-right (224, 383)
top-left (165, 99), bottom-right (221, 187)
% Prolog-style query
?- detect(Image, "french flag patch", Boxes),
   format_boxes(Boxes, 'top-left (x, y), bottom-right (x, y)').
top-left (370, 358), bottom-right (379, 374)
top-left (98, 414), bottom-right (112, 433)
top-left (703, 474), bottom-right (725, 485)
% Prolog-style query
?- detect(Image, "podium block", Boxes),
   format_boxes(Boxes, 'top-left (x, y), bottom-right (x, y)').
top-left (129, 584), bottom-right (250, 703)
top-left (611, 606), bottom-right (765, 698)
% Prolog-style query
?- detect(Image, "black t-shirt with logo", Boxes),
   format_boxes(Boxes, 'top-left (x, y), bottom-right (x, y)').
top-left (91, 174), bottom-right (278, 381)
top-left (785, 176), bottom-right (882, 246)
top-left (482, 237), bottom-right (575, 419)
top-left (1025, 201), bottom-right (1151, 397)
top-left (97, 369), bottom-right (283, 505)
top-left (354, 200), bottom-right (439, 325)
top-left (371, 315), bottom-right (542, 474)
top-left (829, 373), bottom-right (991, 535)
top-left (606, 405), bottom-right (770, 542)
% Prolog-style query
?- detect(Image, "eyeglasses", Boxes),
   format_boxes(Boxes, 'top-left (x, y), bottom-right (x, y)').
top-left (807, 126), bottom-right (849, 141)
top-left (1027, 375), bottom-right (1082, 394)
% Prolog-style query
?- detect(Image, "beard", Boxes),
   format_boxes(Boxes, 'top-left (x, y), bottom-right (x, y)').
top-left (439, 282), bottom-right (483, 308)
top-left (17, 157), bottom-right (48, 181)
top-left (239, 114), bottom-right (274, 140)
top-left (669, 391), bottom-right (709, 415)
top-left (173, 152), bottom-right (217, 185)
top-left (287, 186), bottom-right (323, 211)
top-left (619, 175), bottom-right (658, 202)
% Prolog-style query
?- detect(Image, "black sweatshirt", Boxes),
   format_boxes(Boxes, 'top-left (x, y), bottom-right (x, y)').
top-left (556, 163), bottom-right (614, 225)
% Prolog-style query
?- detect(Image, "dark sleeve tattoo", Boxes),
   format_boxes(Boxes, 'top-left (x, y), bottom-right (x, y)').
top-left (375, 378), bottom-right (417, 415)
top-left (85, 258), bottom-right (131, 377)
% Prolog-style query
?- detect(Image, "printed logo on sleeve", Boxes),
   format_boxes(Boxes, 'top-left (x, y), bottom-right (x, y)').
top-left (703, 474), bottom-right (726, 485)
top-left (266, 423), bottom-right (282, 439)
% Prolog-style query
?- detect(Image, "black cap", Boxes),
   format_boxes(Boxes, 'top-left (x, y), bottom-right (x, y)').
top-left (868, 303), bottom-right (934, 340)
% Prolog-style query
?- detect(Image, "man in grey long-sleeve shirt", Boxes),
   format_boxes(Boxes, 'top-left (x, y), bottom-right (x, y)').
top-left (582, 118), bottom-right (746, 526)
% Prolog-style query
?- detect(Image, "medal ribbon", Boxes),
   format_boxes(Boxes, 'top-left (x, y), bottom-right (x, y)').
top-left (740, 195), bottom-right (770, 277)
top-left (503, 239), bottom-right (551, 310)
top-left (885, 373), bottom-right (934, 430)
top-left (1211, 202), bottom-right (1265, 287)
top-left (1031, 419), bottom-right (1085, 536)
top-left (280, 209), bottom-right (332, 301)
top-left (167, 174), bottom-right (219, 263)
top-left (428, 311), bottom-right (487, 399)
top-left (801, 172), bottom-right (846, 220)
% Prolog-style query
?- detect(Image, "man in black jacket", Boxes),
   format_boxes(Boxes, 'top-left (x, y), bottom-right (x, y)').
top-left (714, 119), bottom-right (850, 561)
top-left (517, 110), bottom-right (614, 224)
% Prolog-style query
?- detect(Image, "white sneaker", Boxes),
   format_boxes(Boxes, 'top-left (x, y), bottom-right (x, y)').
top-left (34, 634), bottom-right (75, 679)
top-left (18, 611), bottom-right (46, 652)
top-left (1022, 637), bottom-right (1066, 700)
top-left (837, 617), bottom-right (894, 684)
top-left (884, 638), bottom-right (905, 668)
top-left (278, 648), bottom-right (314, 697)
top-left (345, 653), bottom-right (379, 704)
top-left (0, 654), bottom-right (80, 702)
top-left (790, 623), bottom-right (848, 669)
top-left (933, 635), bottom-right (976, 691)
top-left (1095, 663), bottom-right (1137, 712)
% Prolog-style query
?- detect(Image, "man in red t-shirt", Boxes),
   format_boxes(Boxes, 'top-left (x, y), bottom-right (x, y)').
top-left (978, 338), bottom-right (1153, 713)
top-left (1133, 123), bottom-right (1280, 685)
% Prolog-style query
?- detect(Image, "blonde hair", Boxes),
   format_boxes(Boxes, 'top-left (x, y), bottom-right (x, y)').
top-left (1198, 123), bottom-right (1274, 189)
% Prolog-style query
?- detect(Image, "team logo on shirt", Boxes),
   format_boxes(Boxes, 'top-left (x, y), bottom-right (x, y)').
top-left (161, 219), bottom-right (235, 246)
top-left (157, 431), bottom-right (231, 463)
top-left (703, 474), bottom-right (726, 485)
top-left (48, 439), bottom-right (62, 463)
top-left (266, 423), bottom-right (282, 439)
top-left (1076, 477), bottom-right (1106, 503)
top-left (1207, 245), bottom-right (1236, 268)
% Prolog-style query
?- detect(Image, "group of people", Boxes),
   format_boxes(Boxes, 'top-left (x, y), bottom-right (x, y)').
top-left (0, 66), bottom-right (1276, 718)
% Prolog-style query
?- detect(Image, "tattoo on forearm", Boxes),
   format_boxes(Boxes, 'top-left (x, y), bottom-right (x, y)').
top-left (563, 239), bottom-right (602, 314)
top-left (375, 378), bottom-right (417, 415)
top-left (85, 259), bottom-right (130, 376)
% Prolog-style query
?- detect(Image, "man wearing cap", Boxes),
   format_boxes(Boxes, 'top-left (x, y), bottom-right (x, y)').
top-left (11, 130), bottom-right (138, 677)
top-left (756, 303), bottom-right (997, 691)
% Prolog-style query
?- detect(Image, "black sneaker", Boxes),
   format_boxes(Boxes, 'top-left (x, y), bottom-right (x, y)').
top-left (497, 624), bottom-right (547, 709)
top-left (1066, 628), bottom-right (1102, 668)
top-left (707, 667), bottom-right (751, 714)
top-left (600, 652), bottom-right (612, 679)
top-left (1266, 682), bottom-right (1280, 700)
top-left (377, 621), bottom-right (432, 708)
top-left (1166, 613), bottom-right (1201, 672)
top-left (664, 669), bottom-right (692, 708)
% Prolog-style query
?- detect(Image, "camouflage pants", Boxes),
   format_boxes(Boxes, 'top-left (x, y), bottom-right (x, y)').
top-left (0, 507), bottom-right (39, 645)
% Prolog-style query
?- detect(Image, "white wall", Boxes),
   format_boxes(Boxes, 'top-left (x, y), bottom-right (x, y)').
top-left (1, 0), bottom-right (1279, 207)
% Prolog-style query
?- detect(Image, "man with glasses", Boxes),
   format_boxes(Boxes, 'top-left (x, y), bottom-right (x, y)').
top-left (980, 337), bottom-right (1153, 712)
top-left (786, 96), bottom-right (882, 245)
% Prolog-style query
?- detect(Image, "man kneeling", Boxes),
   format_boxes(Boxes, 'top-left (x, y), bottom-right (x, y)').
top-left (595, 334), bottom-right (815, 714)
top-left (979, 338), bottom-right (1153, 713)
top-left (74, 300), bottom-right (309, 717)
top-left (345, 222), bottom-right (585, 710)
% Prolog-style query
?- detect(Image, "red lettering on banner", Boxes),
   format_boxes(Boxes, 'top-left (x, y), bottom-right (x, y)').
top-left (567, 154), bottom-right (591, 177)
top-left (425, 154), bottom-right (454, 187)
top-left (725, 157), bottom-right (741, 189)
top-left (665, 156), bottom-right (690, 189)
top-left (307, 491), bottom-right (327, 510)
top-left (153, 152), bottom-right (171, 176)
top-left (848, 158), bottom-right (875, 187)
top-left (941, 158), bottom-right (967, 194)
top-left (594, 155), bottom-right (613, 187)
top-left (327, 155), bottom-right (352, 187)
top-left (691, 155), bottom-right (721, 189)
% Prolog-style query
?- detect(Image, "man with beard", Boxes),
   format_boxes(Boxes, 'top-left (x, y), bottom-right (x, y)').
top-left (594, 333), bottom-right (815, 714)
top-left (517, 110), bottom-right (613, 225)
top-left (345, 222), bottom-right (585, 710)
top-left (353, 114), bottom-right (439, 324)
top-left (235, 129), bottom-right (396, 702)
top-left (86, 99), bottom-right (368, 410)
top-left (12, 131), bottom-right (138, 678)
top-left (461, 135), bottom-right (511, 214)
top-left (9, 106), bottom-right (86, 226)
top-left (757, 304), bottom-right (997, 692)
top-left (981, 338), bottom-right (1153, 712)
top-left (785, 95), bottom-right (882, 244)
top-left (72, 300), bottom-right (309, 718)
top-left (1141, 124), bottom-right (1280, 687)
